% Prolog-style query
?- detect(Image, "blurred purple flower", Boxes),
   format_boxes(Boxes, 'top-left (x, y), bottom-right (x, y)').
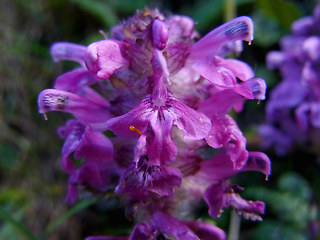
top-left (260, 4), bottom-right (320, 155)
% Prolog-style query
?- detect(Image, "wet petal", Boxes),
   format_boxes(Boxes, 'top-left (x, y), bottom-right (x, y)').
top-left (170, 97), bottom-right (211, 140)
top-left (206, 115), bottom-right (235, 149)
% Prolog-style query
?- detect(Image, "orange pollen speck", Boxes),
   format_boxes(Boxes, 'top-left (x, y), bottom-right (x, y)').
top-left (129, 126), bottom-right (142, 135)
top-left (162, 51), bottom-right (168, 60)
top-left (43, 113), bottom-right (48, 120)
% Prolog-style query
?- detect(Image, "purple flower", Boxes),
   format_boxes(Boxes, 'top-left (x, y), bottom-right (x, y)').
top-left (260, 4), bottom-right (320, 155)
top-left (100, 49), bottom-right (211, 166)
top-left (38, 8), bottom-right (268, 239)
top-left (186, 151), bottom-right (270, 221)
top-left (86, 211), bottom-right (226, 240)
top-left (58, 120), bottom-right (114, 203)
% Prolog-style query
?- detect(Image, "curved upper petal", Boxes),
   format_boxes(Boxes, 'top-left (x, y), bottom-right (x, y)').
top-left (50, 42), bottom-right (86, 65)
top-left (38, 89), bottom-right (112, 124)
top-left (188, 16), bottom-right (253, 61)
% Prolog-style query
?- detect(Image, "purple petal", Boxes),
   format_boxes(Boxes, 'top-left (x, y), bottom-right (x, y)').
top-left (310, 103), bottom-right (320, 128)
top-left (104, 97), bottom-right (152, 138)
top-left (189, 16), bottom-right (253, 61)
top-left (167, 15), bottom-right (195, 39)
top-left (204, 183), bottom-right (265, 221)
top-left (151, 49), bottom-right (169, 103)
top-left (85, 40), bottom-right (129, 79)
top-left (66, 179), bottom-right (78, 204)
top-left (258, 125), bottom-right (293, 156)
top-left (206, 115), bottom-right (236, 148)
top-left (242, 152), bottom-right (271, 178)
top-left (116, 154), bottom-right (182, 198)
top-left (50, 42), bottom-right (86, 64)
top-left (303, 36), bottom-right (320, 60)
top-left (54, 68), bottom-right (110, 107)
top-left (198, 153), bottom-right (237, 182)
top-left (217, 58), bottom-right (254, 81)
top-left (195, 151), bottom-right (270, 184)
top-left (58, 120), bottom-right (113, 202)
top-left (205, 115), bottom-right (248, 170)
top-left (38, 89), bottom-right (112, 123)
top-left (266, 51), bottom-right (286, 69)
top-left (152, 18), bottom-right (169, 50)
top-left (232, 82), bottom-right (253, 99)
top-left (58, 121), bottom-right (113, 171)
top-left (198, 89), bottom-right (244, 117)
top-left (190, 58), bottom-right (230, 86)
top-left (86, 237), bottom-right (128, 240)
top-left (203, 182), bottom-right (226, 218)
top-left (225, 192), bottom-right (265, 221)
top-left (245, 78), bottom-right (266, 100)
top-left (75, 164), bottom-right (110, 190)
top-left (185, 221), bottom-right (226, 240)
top-left (129, 222), bottom-right (154, 240)
top-left (54, 67), bottom-right (98, 92)
top-left (148, 112), bottom-right (178, 165)
top-left (190, 56), bottom-right (254, 88)
top-left (170, 96), bottom-right (211, 140)
top-left (295, 103), bottom-right (311, 131)
top-left (151, 211), bottom-right (200, 240)
top-left (291, 16), bottom-right (314, 36)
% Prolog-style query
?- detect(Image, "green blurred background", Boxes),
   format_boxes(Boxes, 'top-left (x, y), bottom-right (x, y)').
top-left (0, 0), bottom-right (319, 239)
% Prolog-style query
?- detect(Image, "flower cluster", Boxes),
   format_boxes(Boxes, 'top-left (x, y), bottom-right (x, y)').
top-left (38, 9), bottom-right (270, 240)
top-left (259, 5), bottom-right (320, 156)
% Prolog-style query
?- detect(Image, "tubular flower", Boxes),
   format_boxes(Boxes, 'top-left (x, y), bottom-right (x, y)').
top-left (259, 4), bottom-right (320, 155)
top-left (38, 8), bottom-right (269, 239)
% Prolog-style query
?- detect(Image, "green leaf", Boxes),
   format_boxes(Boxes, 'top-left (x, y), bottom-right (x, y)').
top-left (108, 0), bottom-right (149, 14)
top-left (254, 220), bottom-right (306, 240)
top-left (257, 0), bottom-right (301, 29)
top-left (252, 9), bottom-right (284, 47)
top-left (39, 197), bottom-right (99, 239)
top-left (70, 0), bottom-right (118, 28)
top-left (0, 144), bottom-right (18, 171)
top-left (187, 0), bottom-right (225, 32)
top-left (0, 206), bottom-right (38, 240)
